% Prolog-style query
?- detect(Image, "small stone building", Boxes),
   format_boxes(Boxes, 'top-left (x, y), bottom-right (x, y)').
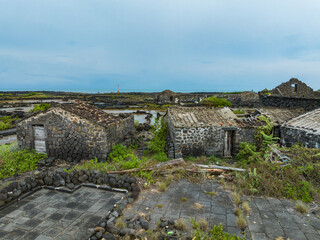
top-left (280, 108), bottom-right (320, 148)
top-left (156, 90), bottom-right (177, 104)
top-left (17, 104), bottom-right (134, 161)
top-left (166, 106), bottom-right (256, 158)
top-left (252, 108), bottom-right (306, 138)
top-left (269, 78), bottom-right (315, 98)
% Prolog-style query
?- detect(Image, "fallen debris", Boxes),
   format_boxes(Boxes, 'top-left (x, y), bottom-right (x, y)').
top-left (268, 144), bottom-right (291, 165)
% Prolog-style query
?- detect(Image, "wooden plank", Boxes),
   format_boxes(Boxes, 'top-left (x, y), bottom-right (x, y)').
top-left (34, 140), bottom-right (46, 153)
top-left (193, 164), bottom-right (245, 172)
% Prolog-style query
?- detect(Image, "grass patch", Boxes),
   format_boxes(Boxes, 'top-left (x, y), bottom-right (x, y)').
top-left (242, 202), bottom-right (251, 216)
top-left (236, 214), bottom-right (247, 230)
top-left (0, 116), bottom-right (20, 130)
top-left (158, 182), bottom-right (167, 192)
top-left (234, 143), bottom-right (320, 203)
top-left (234, 208), bottom-right (242, 217)
top-left (175, 218), bottom-right (188, 231)
top-left (181, 197), bottom-right (188, 202)
top-left (0, 143), bottom-right (46, 180)
top-left (191, 219), bottom-right (244, 240)
top-left (193, 202), bottom-right (204, 210)
top-left (197, 219), bottom-right (209, 231)
top-left (295, 201), bottom-right (308, 214)
top-left (29, 103), bottom-right (51, 112)
top-left (115, 217), bottom-right (126, 228)
top-left (205, 191), bottom-right (216, 197)
top-left (232, 192), bottom-right (242, 206)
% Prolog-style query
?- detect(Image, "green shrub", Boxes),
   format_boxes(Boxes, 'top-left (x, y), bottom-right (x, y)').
top-left (190, 218), bottom-right (244, 240)
top-left (146, 117), bottom-right (168, 155)
top-left (108, 144), bottom-right (141, 170)
top-left (29, 103), bottom-right (51, 112)
top-left (236, 142), bottom-right (262, 166)
top-left (201, 97), bottom-right (232, 107)
top-left (0, 121), bottom-right (11, 130)
top-left (152, 152), bottom-right (168, 162)
top-left (0, 143), bottom-right (46, 180)
top-left (0, 116), bottom-right (20, 130)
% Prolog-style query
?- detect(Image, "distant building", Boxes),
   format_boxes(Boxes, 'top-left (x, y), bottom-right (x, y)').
top-left (17, 104), bottom-right (134, 161)
top-left (269, 78), bottom-right (315, 98)
top-left (156, 90), bottom-right (177, 104)
top-left (165, 106), bottom-right (256, 158)
top-left (280, 108), bottom-right (320, 148)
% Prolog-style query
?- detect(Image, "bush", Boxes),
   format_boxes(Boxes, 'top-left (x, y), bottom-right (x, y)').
top-left (29, 103), bottom-right (51, 112)
top-left (0, 143), bottom-right (46, 180)
top-left (107, 144), bottom-right (141, 170)
top-left (0, 121), bottom-right (11, 130)
top-left (190, 218), bottom-right (244, 240)
top-left (201, 97), bottom-right (232, 107)
top-left (0, 116), bottom-right (20, 130)
top-left (236, 142), bottom-right (262, 166)
top-left (146, 117), bottom-right (168, 155)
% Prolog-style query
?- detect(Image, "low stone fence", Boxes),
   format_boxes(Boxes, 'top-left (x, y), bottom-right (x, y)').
top-left (0, 168), bottom-right (141, 240)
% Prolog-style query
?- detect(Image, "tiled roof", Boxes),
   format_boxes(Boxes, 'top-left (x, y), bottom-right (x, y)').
top-left (254, 108), bottom-right (306, 126)
top-left (282, 108), bottom-right (320, 134)
top-left (167, 106), bottom-right (240, 128)
top-left (59, 104), bottom-right (128, 127)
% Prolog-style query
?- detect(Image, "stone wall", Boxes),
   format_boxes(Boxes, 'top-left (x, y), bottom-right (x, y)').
top-left (270, 78), bottom-right (315, 98)
top-left (280, 126), bottom-right (320, 149)
top-left (259, 95), bottom-right (320, 111)
top-left (17, 108), bottom-right (134, 161)
top-left (167, 121), bottom-right (256, 158)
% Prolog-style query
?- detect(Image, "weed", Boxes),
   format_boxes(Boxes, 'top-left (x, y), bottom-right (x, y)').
top-left (232, 192), bottom-right (242, 205)
top-left (115, 217), bottom-right (126, 228)
top-left (242, 202), bottom-right (251, 216)
top-left (190, 218), bottom-right (244, 240)
top-left (234, 208), bottom-right (242, 217)
top-left (181, 197), bottom-right (188, 202)
top-left (146, 117), bottom-right (168, 155)
top-left (0, 143), bottom-right (46, 180)
top-left (295, 201), bottom-right (308, 214)
top-left (158, 182), bottom-right (167, 192)
top-left (29, 103), bottom-right (51, 112)
top-left (236, 214), bottom-right (247, 230)
top-left (156, 204), bottom-right (163, 208)
top-left (198, 219), bottom-right (209, 231)
top-left (175, 218), bottom-right (188, 231)
top-left (201, 96), bottom-right (232, 107)
top-left (205, 191), bottom-right (216, 197)
top-left (193, 202), bottom-right (204, 210)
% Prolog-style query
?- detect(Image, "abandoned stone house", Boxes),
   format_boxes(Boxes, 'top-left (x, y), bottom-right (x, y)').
top-left (165, 106), bottom-right (256, 158)
top-left (252, 108), bottom-right (306, 139)
top-left (156, 90), bottom-right (177, 104)
top-left (17, 104), bottom-right (134, 161)
top-left (269, 78), bottom-right (316, 98)
top-left (280, 108), bottom-right (320, 148)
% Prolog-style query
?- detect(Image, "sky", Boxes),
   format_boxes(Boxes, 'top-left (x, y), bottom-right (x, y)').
top-left (0, 0), bottom-right (320, 92)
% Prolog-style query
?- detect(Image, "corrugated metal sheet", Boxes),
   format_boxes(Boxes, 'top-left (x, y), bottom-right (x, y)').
top-left (282, 108), bottom-right (320, 134)
top-left (254, 108), bottom-right (306, 126)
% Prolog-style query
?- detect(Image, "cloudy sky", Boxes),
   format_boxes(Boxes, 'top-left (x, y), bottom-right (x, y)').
top-left (1, 0), bottom-right (320, 92)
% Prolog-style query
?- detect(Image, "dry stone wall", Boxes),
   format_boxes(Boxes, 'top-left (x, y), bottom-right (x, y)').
top-left (280, 126), bottom-right (320, 149)
top-left (259, 95), bottom-right (320, 111)
top-left (167, 121), bottom-right (256, 158)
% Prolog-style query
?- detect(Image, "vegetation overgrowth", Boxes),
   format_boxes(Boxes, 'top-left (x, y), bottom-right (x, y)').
top-left (0, 143), bottom-right (46, 180)
top-left (29, 103), bottom-right (51, 112)
top-left (191, 219), bottom-right (244, 240)
top-left (0, 116), bottom-right (20, 130)
top-left (201, 96), bottom-right (232, 107)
